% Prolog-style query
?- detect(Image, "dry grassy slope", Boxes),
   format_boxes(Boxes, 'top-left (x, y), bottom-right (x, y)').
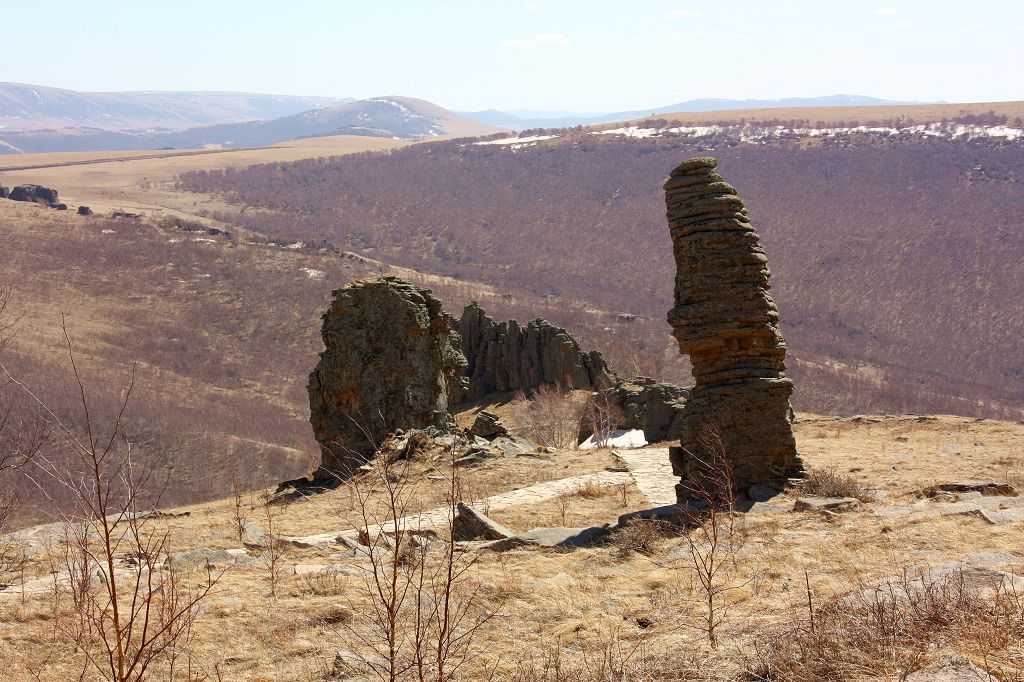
top-left (0, 135), bottom-right (407, 219)
top-left (0, 200), bottom-right (644, 511)
top-left (1, 415), bottom-right (1022, 681)
top-left (601, 100), bottom-right (1024, 128)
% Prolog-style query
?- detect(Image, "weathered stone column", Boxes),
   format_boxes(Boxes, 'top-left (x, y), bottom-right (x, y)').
top-left (663, 157), bottom-right (802, 500)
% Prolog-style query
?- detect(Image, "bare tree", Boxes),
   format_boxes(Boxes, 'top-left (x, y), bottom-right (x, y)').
top-left (675, 419), bottom-right (746, 648)
top-left (583, 379), bottom-right (624, 448)
top-left (331, 432), bottom-right (497, 681)
top-left (1, 319), bottom-right (219, 681)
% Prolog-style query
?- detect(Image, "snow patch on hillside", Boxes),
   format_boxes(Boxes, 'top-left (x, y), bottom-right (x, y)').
top-left (475, 134), bottom-right (559, 149)
top-left (591, 122), bottom-right (1023, 143)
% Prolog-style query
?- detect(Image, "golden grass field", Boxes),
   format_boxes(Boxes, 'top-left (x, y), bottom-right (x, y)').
top-left (1, 413), bottom-right (1022, 681)
top-left (0, 135), bottom-right (407, 221)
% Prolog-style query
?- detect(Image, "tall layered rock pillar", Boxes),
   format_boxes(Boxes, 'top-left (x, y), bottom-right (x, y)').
top-left (664, 157), bottom-right (802, 499)
top-left (307, 277), bottom-right (467, 476)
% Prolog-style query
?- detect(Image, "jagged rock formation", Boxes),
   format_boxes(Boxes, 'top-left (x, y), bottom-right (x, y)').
top-left (8, 184), bottom-right (60, 207)
top-left (469, 410), bottom-right (509, 440)
top-left (457, 302), bottom-right (612, 402)
top-left (606, 376), bottom-right (690, 443)
top-left (307, 277), bottom-right (468, 475)
top-left (664, 157), bottom-right (802, 498)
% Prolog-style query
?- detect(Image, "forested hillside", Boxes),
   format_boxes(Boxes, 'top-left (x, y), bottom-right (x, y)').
top-left (179, 133), bottom-right (1024, 419)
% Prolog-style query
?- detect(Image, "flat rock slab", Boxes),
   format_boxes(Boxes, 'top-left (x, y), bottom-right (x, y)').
top-left (793, 497), bottom-right (861, 513)
top-left (486, 526), bottom-right (610, 551)
top-left (612, 448), bottom-right (677, 506)
top-left (924, 481), bottom-right (1018, 497)
top-left (166, 548), bottom-right (259, 569)
top-left (452, 502), bottom-right (515, 541)
top-left (282, 470), bottom-right (632, 549)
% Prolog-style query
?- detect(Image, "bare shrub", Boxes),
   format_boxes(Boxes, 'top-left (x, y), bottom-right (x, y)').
top-left (611, 519), bottom-right (674, 557)
top-left (798, 467), bottom-right (871, 501)
top-left (746, 569), bottom-right (1024, 681)
top-left (336, 436), bottom-right (498, 681)
top-left (574, 481), bottom-right (614, 500)
top-left (509, 385), bottom-right (587, 449)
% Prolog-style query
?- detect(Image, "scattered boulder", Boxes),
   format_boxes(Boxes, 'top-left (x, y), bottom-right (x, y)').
top-left (165, 548), bottom-right (258, 569)
top-left (604, 376), bottom-right (689, 442)
top-left (793, 496), bottom-right (861, 513)
top-left (452, 502), bottom-right (515, 541)
top-left (0, 185), bottom-right (8, 199)
top-left (77, 205), bottom-right (92, 216)
top-left (663, 157), bottom-right (803, 499)
top-left (241, 521), bottom-right (270, 549)
top-left (457, 301), bottom-right (612, 402)
top-left (8, 184), bottom-right (60, 207)
top-left (110, 210), bottom-right (142, 219)
top-left (469, 410), bottom-right (509, 440)
top-left (923, 481), bottom-right (1018, 498)
top-left (307, 277), bottom-right (468, 476)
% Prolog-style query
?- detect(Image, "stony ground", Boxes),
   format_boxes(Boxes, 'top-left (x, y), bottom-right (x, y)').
top-left (1, 413), bottom-right (1022, 681)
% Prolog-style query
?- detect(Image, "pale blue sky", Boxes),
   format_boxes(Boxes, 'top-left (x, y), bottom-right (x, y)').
top-left (4, 0), bottom-right (1022, 111)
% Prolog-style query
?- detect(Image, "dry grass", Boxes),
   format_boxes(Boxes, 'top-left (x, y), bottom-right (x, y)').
top-left (797, 467), bottom-right (872, 502)
top-left (2, 415), bottom-right (1024, 680)
top-left (611, 519), bottom-right (675, 557)
top-left (746, 568), bottom-right (1024, 681)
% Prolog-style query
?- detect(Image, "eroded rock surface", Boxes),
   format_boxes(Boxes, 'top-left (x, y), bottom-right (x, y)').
top-left (457, 302), bottom-right (612, 402)
top-left (663, 157), bottom-right (802, 498)
top-left (307, 277), bottom-right (468, 475)
top-left (606, 376), bottom-right (689, 442)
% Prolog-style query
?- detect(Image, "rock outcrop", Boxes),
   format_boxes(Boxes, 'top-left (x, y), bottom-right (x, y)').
top-left (0, 186), bottom-right (8, 199)
top-left (8, 184), bottom-right (60, 207)
top-left (663, 157), bottom-right (802, 498)
top-left (469, 410), bottom-right (509, 440)
top-left (307, 277), bottom-right (468, 475)
top-left (605, 376), bottom-right (690, 443)
top-left (457, 302), bottom-right (612, 402)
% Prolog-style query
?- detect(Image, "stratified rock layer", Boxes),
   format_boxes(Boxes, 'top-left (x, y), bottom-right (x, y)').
top-left (307, 277), bottom-right (467, 475)
top-left (664, 157), bottom-right (802, 498)
top-left (457, 302), bottom-right (611, 402)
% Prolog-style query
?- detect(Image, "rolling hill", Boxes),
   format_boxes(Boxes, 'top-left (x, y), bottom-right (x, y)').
top-left (463, 94), bottom-right (913, 130)
top-left (0, 96), bottom-right (501, 154)
top-left (0, 82), bottom-right (350, 131)
top-left (176, 106), bottom-right (1024, 421)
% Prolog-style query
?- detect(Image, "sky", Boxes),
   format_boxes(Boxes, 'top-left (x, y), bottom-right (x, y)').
top-left (3, 0), bottom-right (1022, 112)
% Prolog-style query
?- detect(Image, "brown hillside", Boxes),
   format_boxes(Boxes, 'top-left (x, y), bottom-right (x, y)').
top-left (176, 133), bottom-right (1024, 420)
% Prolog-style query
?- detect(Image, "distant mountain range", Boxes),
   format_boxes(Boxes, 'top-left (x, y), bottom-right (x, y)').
top-left (0, 83), bottom-right (926, 153)
top-left (0, 94), bottom-right (500, 154)
top-left (462, 95), bottom-right (919, 130)
top-left (0, 82), bottom-right (352, 132)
